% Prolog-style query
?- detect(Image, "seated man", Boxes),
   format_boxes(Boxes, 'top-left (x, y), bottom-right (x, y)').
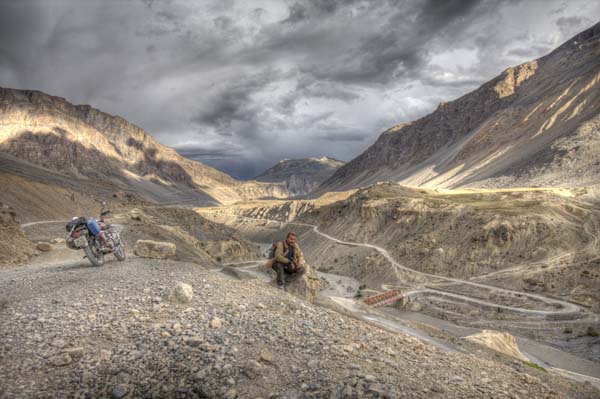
top-left (271, 232), bottom-right (306, 288)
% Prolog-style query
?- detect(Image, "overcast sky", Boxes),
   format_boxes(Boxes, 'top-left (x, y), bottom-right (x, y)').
top-left (1, 0), bottom-right (599, 179)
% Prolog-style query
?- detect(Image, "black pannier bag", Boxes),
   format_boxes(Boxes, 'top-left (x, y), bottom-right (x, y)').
top-left (65, 216), bottom-right (87, 232)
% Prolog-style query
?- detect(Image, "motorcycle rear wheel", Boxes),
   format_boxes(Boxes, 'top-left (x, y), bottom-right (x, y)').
top-left (84, 242), bottom-right (105, 266)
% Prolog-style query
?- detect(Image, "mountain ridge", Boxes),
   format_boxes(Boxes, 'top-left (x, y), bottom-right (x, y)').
top-left (254, 156), bottom-right (344, 197)
top-left (0, 87), bottom-right (289, 205)
top-left (316, 22), bottom-right (600, 198)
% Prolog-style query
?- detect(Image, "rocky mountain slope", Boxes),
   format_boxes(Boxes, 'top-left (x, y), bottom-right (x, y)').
top-left (2, 253), bottom-right (597, 398)
top-left (0, 88), bottom-right (288, 205)
top-left (317, 22), bottom-right (600, 196)
top-left (254, 157), bottom-right (344, 197)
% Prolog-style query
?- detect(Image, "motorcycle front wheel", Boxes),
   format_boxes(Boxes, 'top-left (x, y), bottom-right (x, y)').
top-left (84, 242), bottom-right (105, 266)
top-left (114, 243), bottom-right (126, 261)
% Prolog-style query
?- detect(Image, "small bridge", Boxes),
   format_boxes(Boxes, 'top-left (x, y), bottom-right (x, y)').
top-left (364, 290), bottom-right (403, 308)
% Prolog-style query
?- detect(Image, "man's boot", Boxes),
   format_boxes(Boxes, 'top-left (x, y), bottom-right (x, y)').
top-left (273, 263), bottom-right (286, 288)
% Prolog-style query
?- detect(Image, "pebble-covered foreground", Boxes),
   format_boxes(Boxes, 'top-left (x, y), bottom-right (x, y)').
top-left (1, 257), bottom-right (598, 399)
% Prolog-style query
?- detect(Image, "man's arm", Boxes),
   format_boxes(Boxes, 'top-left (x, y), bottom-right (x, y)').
top-left (274, 242), bottom-right (290, 264)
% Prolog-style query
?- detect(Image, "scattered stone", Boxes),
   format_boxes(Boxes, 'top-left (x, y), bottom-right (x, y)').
top-left (448, 376), bottom-right (465, 384)
top-left (259, 350), bottom-right (274, 363)
top-left (431, 383), bottom-right (445, 393)
top-left (244, 360), bottom-right (263, 379)
top-left (210, 317), bottom-right (222, 329)
top-left (98, 349), bottom-right (112, 361)
top-left (184, 336), bottom-right (203, 347)
top-left (172, 322), bottom-right (182, 334)
top-left (169, 282), bottom-right (193, 304)
top-left (363, 374), bottom-right (377, 383)
top-left (49, 353), bottom-right (72, 367)
top-left (133, 240), bottom-right (176, 259)
top-left (367, 383), bottom-right (387, 396)
top-left (116, 372), bottom-right (130, 384)
top-left (62, 347), bottom-right (84, 359)
top-left (111, 384), bottom-right (129, 399)
top-left (36, 242), bottom-right (52, 252)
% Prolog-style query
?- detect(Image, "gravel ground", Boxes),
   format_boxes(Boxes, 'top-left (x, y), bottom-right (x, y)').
top-left (1, 255), bottom-right (599, 399)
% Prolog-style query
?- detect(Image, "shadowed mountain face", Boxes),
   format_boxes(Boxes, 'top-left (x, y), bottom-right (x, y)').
top-left (0, 88), bottom-right (289, 205)
top-left (254, 157), bottom-right (345, 197)
top-left (317, 22), bottom-right (600, 197)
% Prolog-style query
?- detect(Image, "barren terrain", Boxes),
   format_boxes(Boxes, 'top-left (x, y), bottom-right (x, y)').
top-left (199, 183), bottom-right (600, 365)
top-left (1, 220), bottom-right (599, 398)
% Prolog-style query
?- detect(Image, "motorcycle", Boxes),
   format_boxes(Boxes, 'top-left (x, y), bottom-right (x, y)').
top-left (65, 202), bottom-right (126, 266)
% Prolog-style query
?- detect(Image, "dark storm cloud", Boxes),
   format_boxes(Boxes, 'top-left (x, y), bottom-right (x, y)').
top-left (1, 0), bottom-right (599, 179)
top-left (282, 3), bottom-right (307, 24)
top-left (289, 0), bottom-right (486, 85)
top-left (314, 129), bottom-right (367, 142)
top-left (175, 146), bottom-right (242, 159)
top-left (192, 71), bottom-right (274, 133)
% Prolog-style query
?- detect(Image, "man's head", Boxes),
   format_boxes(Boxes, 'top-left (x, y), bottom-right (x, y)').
top-left (285, 232), bottom-right (297, 246)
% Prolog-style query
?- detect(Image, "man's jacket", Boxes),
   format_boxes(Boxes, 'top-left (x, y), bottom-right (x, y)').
top-left (274, 241), bottom-right (304, 266)
top-left (265, 241), bottom-right (305, 270)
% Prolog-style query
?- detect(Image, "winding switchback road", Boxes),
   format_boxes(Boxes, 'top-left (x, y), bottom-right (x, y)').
top-left (223, 213), bottom-right (589, 318)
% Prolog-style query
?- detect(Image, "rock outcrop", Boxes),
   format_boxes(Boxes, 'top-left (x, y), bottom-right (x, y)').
top-left (203, 239), bottom-right (260, 263)
top-left (0, 203), bottom-right (35, 267)
top-left (284, 265), bottom-right (324, 303)
top-left (464, 330), bottom-right (530, 363)
top-left (317, 22), bottom-right (600, 197)
top-left (133, 240), bottom-right (176, 259)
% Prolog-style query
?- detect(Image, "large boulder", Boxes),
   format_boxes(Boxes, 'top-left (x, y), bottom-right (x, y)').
top-left (36, 242), bottom-right (53, 252)
top-left (463, 330), bottom-right (529, 362)
top-left (128, 208), bottom-right (148, 223)
top-left (203, 239), bottom-right (261, 263)
top-left (280, 264), bottom-right (324, 303)
top-left (133, 240), bottom-right (176, 259)
top-left (169, 282), bottom-right (193, 304)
